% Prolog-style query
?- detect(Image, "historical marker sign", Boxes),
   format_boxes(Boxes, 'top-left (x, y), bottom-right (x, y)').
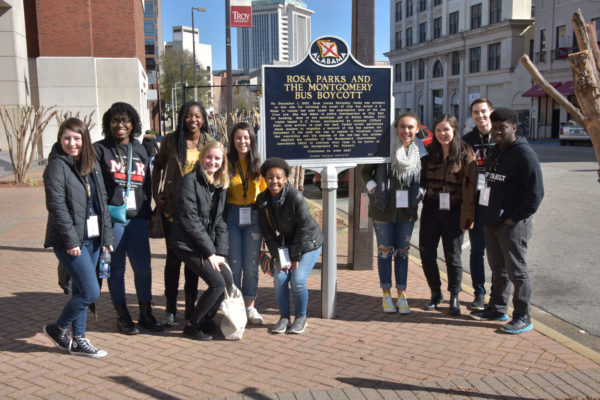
top-left (260, 36), bottom-right (393, 167)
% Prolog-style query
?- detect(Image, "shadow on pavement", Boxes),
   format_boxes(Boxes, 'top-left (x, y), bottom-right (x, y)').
top-left (108, 376), bottom-right (183, 400)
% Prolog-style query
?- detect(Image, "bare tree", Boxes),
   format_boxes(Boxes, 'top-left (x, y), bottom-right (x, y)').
top-left (0, 105), bottom-right (57, 183)
top-left (55, 110), bottom-right (97, 132)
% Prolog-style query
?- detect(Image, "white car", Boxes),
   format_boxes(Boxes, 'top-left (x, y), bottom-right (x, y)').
top-left (559, 120), bottom-right (590, 146)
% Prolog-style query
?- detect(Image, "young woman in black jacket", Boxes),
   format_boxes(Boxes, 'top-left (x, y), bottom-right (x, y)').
top-left (256, 158), bottom-right (324, 335)
top-left (170, 141), bottom-right (232, 341)
top-left (43, 118), bottom-right (113, 358)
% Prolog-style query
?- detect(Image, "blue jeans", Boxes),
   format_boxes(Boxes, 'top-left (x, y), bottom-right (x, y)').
top-left (468, 211), bottom-right (486, 296)
top-left (273, 246), bottom-right (321, 318)
top-left (108, 217), bottom-right (152, 306)
top-left (226, 205), bottom-right (262, 300)
top-left (372, 220), bottom-right (415, 291)
top-left (53, 239), bottom-right (101, 337)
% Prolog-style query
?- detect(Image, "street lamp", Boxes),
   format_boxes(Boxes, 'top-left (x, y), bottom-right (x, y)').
top-left (172, 81), bottom-right (187, 127)
top-left (191, 6), bottom-right (206, 102)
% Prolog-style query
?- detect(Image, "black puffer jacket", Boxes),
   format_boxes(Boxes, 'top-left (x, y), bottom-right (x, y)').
top-left (169, 164), bottom-right (228, 258)
top-left (256, 183), bottom-right (323, 262)
top-left (44, 143), bottom-right (113, 249)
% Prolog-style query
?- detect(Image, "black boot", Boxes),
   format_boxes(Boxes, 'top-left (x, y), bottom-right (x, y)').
top-left (449, 293), bottom-right (461, 316)
top-left (184, 291), bottom-right (198, 324)
top-left (115, 304), bottom-right (140, 335)
top-left (424, 291), bottom-right (443, 311)
top-left (138, 301), bottom-right (163, 331)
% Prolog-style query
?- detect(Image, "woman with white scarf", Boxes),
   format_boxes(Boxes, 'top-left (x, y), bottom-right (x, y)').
top-left (361, 112), bottom-right (428, 314)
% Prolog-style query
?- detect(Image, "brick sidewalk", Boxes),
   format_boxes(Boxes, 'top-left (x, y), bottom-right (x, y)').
top-left (1, 179), bottom-right (599, 399)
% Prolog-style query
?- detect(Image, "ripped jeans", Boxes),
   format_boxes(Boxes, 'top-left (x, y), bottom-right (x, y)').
top-left (372, 220), bottom-right (415, 291)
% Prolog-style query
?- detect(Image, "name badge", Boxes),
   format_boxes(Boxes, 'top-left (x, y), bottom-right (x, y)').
top-left (479, 187), bottom-right (490, 206)
top-left (239, 206), bottom-right (251, 226)
top-left (439, 192), bottom-right (450, 210)
top-left (278, 247), bottom-right (291, 269)
top-left (477, 173), bottom-right (486, 191)
top-left (126, 193), bottom-right (136, 210)
top-left (87, 215), bottom-right (100, 238)
top-left (396, 190), bottom-right (409, 208)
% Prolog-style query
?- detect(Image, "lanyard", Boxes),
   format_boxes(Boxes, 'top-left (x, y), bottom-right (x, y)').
top-left (114, 144), bottom-right (128, 179)
top-left (237, 161), bottom-right (250, 205)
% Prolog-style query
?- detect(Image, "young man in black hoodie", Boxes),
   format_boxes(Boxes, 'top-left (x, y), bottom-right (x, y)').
top-left (470, 108), bottom-right (544, 334)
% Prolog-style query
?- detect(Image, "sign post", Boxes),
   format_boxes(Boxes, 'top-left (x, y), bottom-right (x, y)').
top-left (260, 36), bottom-right (393, 318)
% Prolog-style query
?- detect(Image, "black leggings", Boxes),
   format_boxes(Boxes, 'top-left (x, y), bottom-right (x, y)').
top-left (174, 249), bottom-right (233, 325)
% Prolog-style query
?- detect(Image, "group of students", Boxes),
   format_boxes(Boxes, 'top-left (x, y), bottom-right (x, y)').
top-left (42, 101), bottom-right (323, 359)
top-left (363, 100), bottom-right (544, 336)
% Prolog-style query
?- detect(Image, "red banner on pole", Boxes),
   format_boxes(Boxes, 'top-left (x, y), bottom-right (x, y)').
top-left (231, 0), bottom-right (252, 28)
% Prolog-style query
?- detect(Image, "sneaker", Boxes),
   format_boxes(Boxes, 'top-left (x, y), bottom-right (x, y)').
top-left (470, 294), bottom-right (486, 311)
top-left (270, 317), bottom-right (291, 334)
top-left (396, 294), bottom-right (411, 314)
top-left (246, 307), bottom-right (264, 325)
top-left (382, 295), bottom-right (396, 313)
top-left (70, 337), bottom-right (107, 358)
top-left (182, 324), bottom-right (213, 341)
top-left (470, 308), bottom-right (509, 321)
top-left (163, 312), bottom-right (175, 327)
top-left (43, 324), bottom-right (71, 352)
top-left (501, 314), bottom-right (534, 334)
top-left (289, 316), bottom-right (307, 334)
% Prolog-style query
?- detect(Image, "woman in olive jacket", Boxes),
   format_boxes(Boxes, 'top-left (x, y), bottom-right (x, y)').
top-left (43, 118), bottom-right (113, 358)
top-left (256, 158), bottom-right (323, 335)
top-left (169, 141), bottom-right (232, 341)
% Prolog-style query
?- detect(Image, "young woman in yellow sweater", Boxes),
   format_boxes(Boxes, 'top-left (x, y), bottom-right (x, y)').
top-left (225, 122), bottom-right (267, 324)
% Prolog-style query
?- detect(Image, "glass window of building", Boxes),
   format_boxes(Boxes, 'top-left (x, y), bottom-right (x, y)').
top-left (419, 22), bottom-right (427, 43)
top-left (144, 1), bottom-right (153, 18)
top-left (405, 62), bottom-right (413, 81)
top-left (540, 29), bottom-right (547, 63)
top-left (418, 0), bottom-right (426, 12)
top-left (395, 64), bottom-right (402, 82)
top-left (146, 58), bottom-right (156, 71)
top-left (555, 25), bottom-right (567, 59)
top-left (490, 0), bottom-right (502, 24)
top-left (145, 39), bottom-right (155, 55)
top-left (396, 1), bottom-right (402, 21)
top-left (471, 3), bottom-right (481, 29)
top-left (449, 11), bottom-right (459, 34)
top-left (418, 95), bottom-right (424, 123)
top-left (406, 27), bottom-right (413, 46)
top-left (418, 58), bottom-right (425, 79)
top-left (144, 21), bottom-right (154, 36)
top-left (451, 51), bottom-right (460, 75)
top-left (434, 0), bottom-right (441, 6)
top-left (432, 89), bottom-right (443, 118)
top-left (451, 94), bottom-right (459, 117)
top-left (433, 17), bottom-right (442, 39)
top-left (432, 60), bottom-right (443, 78)
top-left (396, 31), bottom-right (402, 50)
top-left (406, 0), bottom-right (413, 17)
top-left (488, 42), bottom-right (501, 70)
top-left (469, 47), bottom-right (481, 73)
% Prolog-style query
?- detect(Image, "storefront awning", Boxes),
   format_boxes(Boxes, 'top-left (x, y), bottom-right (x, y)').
top-left (522, 82), bottom-right (561, 97)
top-left (556, 80), bottom-right (575, 96)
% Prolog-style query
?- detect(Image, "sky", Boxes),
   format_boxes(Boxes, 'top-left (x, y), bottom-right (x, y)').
top-left (161, 0), bottom-right (391, 71)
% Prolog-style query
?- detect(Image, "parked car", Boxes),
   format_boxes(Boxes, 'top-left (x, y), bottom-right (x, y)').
top-left (560, 120), bottom-right (590, 146)
top-left (417, 124), bottom-right (433, 146)
top-left (313, 169), bottom-right (349, 196)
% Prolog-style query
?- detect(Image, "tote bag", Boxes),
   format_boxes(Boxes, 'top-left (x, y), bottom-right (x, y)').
top-left (217, 263), bottom-right (247, 340)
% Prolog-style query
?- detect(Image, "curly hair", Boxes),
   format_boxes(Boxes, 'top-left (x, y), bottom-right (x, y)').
top-left (101, 102), bottom-right (142, 140)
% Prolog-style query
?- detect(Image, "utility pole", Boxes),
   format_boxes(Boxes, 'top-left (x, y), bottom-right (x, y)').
top-left (191, 7), bottom-right (206, 102)
top-left (348, 0), bottom-right (375, 270)
top-left (225, 0), bottom-right (233, 133)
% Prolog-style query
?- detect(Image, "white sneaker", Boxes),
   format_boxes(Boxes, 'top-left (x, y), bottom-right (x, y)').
top-left (382, 295), bottom-right (396, 313)
top-left (396, 294), bottom-right (411, 314)
top-left (246, 307), bottom-right (263, 325)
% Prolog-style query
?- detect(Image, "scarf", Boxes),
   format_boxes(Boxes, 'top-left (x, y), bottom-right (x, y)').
top-left (390, 140), bottom-right (421, 186)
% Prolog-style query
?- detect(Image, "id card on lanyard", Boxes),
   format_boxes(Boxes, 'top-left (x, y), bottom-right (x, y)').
top-left (237, 162), bottom-right (252, 226)
top-left (85, 176), bottom-right (100, 238)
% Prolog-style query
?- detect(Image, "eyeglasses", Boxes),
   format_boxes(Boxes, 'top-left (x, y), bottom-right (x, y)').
top-left (110, 117), bottom-right (131, 125)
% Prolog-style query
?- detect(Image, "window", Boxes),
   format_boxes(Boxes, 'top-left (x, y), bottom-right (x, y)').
top-left (451, 94), bottom-right (460, 117)
top-left (144, 1), bottom-right (153, 18)
top-left (418, 0), bottom-right (426, 12)
top-left (405, 62), bottom-right (413, 81)
top-left (418, 58), bottom-right (425, 79)
top-left (144, 21), bottom-right (154, 36)
top-left (145, 39), bottom-right (155, 55)
top-left (433, 17), bottom-right (442, 39)
top-left (540, 29), bottom-right (547, 63)
top-left (432, 60), bottom-right (443, 77)
top-left (406, 27), bottom-right (413, 46)
top-left (406, 0), bottom-right (413, 17)
top-left (471, 4), bottom-right (482, 29)
top-left (395, 1), bottom-right (402, 21)
top-left (432, 89), bottom-right (443, 118)
top-left (490, 0), bottom-right (502, 24)
top-left (419, 22), bottom-right (427, 42)
top-left (469, 47), bottom-right (481, 73)
top-left (395, 64), bottom-right (402, 82)
top-left (145, 58), bottom-right (156, 71)
top-left (449, 11), bottom-right (459, 34)
top-left (555, 25), bottom-right (568, 59)
top-left (451, 51), bottom-right (460, 75)
top-left (434, 0), bottom-right (441, 6)
top-left (395, 31), bottom-right (402, 49)
top-left (488, 42), bottom-right (501, 70)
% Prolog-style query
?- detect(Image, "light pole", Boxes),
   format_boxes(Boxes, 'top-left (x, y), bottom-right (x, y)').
top-left (172, 81), bottom-right (186, 127)
top-left (191, 6), bottom-right (206, 102)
